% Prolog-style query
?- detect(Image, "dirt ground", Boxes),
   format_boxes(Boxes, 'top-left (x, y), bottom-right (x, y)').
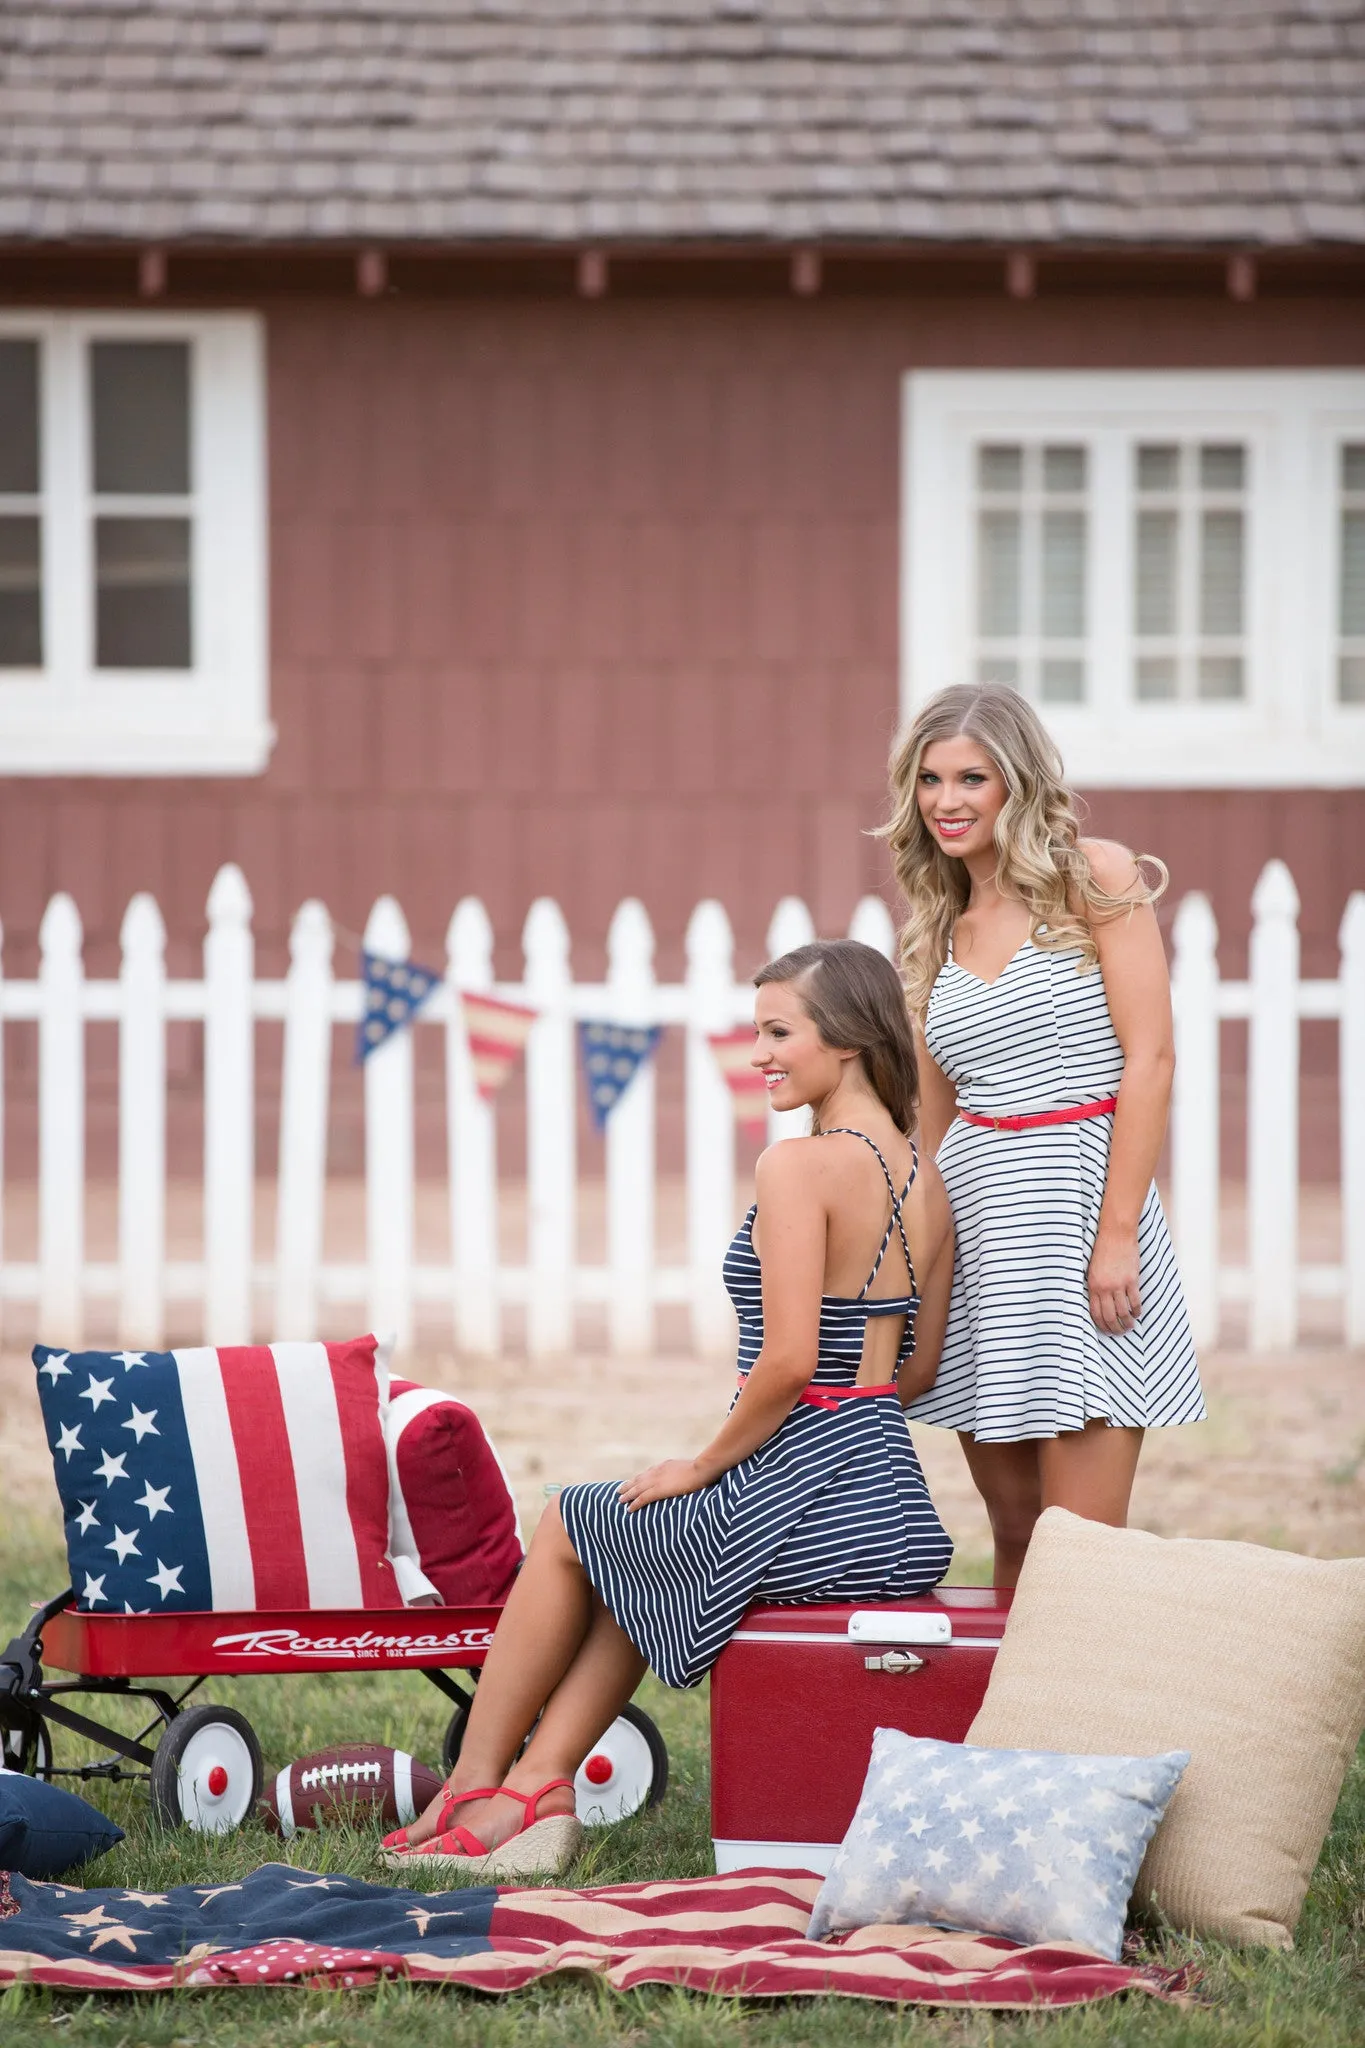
top-left (2, 1341), bottom-right (1360, 1568)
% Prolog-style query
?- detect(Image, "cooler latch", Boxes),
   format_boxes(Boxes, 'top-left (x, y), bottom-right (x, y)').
top-left (863, 1649), bottom-right (924, 1675)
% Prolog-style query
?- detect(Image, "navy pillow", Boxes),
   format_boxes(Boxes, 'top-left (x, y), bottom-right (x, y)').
top-left (0, 1770), bottom-right (123, 1879)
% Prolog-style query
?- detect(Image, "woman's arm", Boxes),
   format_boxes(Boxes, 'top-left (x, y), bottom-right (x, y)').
top-left (897, 1164), bottom-right (954, 1405)
top-left (914, 1023), bottom-right (958, 1158)
top-left (618, 1140), bottom-right (828, 1511)
top-left (1082, 838), bottom-right (1176, 1337)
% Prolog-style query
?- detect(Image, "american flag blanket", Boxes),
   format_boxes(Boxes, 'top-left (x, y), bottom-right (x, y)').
top-left (0, 1866), bottom-right (1195, 2006)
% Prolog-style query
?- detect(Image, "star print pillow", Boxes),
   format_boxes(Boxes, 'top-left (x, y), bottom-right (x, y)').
top-left (807, 1730), bottom-right (1189, 1961)
top-left (32, 1338), bottom-right (400, 1613)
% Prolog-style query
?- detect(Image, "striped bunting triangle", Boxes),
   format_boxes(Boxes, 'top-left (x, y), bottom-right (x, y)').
top-left (459, 991), bottom-right (537, 1102)
top-left (0, 1866), bottom-right (1197, 2005)
top-left (707, 1028), bottom-right (767, 1130)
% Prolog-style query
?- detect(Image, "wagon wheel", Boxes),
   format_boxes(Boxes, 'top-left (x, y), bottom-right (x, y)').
top-left (573, 1703), bottom-right (668, 1825)
top-left (149, 1704), bottom-right (262, 1835)
top-left (440, 1698), bottom-right (471, 1777)
top-left (0, 1702), bottom-right (53, 1780)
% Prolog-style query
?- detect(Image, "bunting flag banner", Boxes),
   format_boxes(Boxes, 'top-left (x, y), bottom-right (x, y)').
top-left (0, 1865), bottom-right (1197, 2007)
top-left (707, 1028), bottom-right (768, 1131)
top-left (357, 952), bottom-right (442, 1063)
top-left (460, 992), bottom-right (537, 1103)
top-left (580, 1022), bottom-right (664, 1131)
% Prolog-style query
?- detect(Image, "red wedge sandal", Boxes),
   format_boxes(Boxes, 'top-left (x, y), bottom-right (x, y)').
top-left (378, 1778), bottom-right (583, 1878)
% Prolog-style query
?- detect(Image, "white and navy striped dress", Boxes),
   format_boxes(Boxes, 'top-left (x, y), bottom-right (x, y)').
top-left (906, 936), bottom-right (1205, 1443)
top-left (561, 1134), bottom-right (953, 1690)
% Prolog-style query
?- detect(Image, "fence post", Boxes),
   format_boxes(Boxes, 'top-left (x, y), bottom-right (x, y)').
top-left (203, 865), bottom-right (255, 1346)
top-left (765, 897), bottom-right (816, 1143)
top-left (685, 900), bottom-right (738, 1356)
top-left (848, 895), bottom-right (897, 958)
top-left (1247, 860), bottom-right (1299, 1350)
top-left (38, 893), bottom-right (84, 1347)
top-left (274, 900), bottom-right (334, 1341)
top-left (118, 893), bottom-right (167, 1347)
top-left (363, 896), bottom-right (415, 1354)
top-left (524, 898), bottom-right (575, 1356)
top-left (1340, 892), bottom-right (1365, 1347)
top-left (1170, 892), bottom-right (1220, 1351)
top-left (606, 898), bottom-right (657, 1355)
top-left (447, 898), bottom-right (500, 1356)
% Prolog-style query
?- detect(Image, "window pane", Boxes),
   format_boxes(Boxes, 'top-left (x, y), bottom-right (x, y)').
top-left (1200, 510), bottom-right (1243, 635)
top-left (1137, 444), bottom-right (1178, 491)
top-left (91, 342), bottom-right (190, 495)
top-left (1342, 444), bottom-right (1365, 493)
top-left (95, 516), bottom-right (191, 668)
top-left (1040, 658), bottom-right (1083, 703)
top-left (1043, 445), bottom-right (1086, 494)
top-left (1200, 443), bottom-right (1244, 492)
top-left (976, 656), bottom-right (1018, 688)
top-left (977, 510), bottom-right (1021, 636)
top-left (1135, 656), bottom-right (1177, 700)
top-left (0, 515), bottom-right (41, 665)
top-left (1341, 509), bottom-right (1365, 636)
top-left (1041, 509), bottom-right (1085, 638)
top-left (1339, 655), bottom-right (1365, 703)
top-left (1197, 655), bottom-right (1243, 700)
top-left (1136, 509), bottom-right (1177, 635)
top-left (977, 444), bottom-right (1022, 492)
top-left (0, 340), bottom-right (39, 494)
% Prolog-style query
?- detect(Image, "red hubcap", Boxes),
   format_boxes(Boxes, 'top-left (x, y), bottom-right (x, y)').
top-left (206, 1764), bottom-right (229, 1797)
top-left (584, 1753), bottom-right (613, 1785)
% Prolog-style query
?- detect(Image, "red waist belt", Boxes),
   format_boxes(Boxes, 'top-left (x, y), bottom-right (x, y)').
top-left (737, 1376), bottom-right (897, 1411)
top-left (958, 1095), bottom-right (1118, 1133)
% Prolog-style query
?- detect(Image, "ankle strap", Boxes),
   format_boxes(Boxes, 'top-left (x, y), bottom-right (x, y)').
top-left (502, 1776), bottom-right (575, 1822)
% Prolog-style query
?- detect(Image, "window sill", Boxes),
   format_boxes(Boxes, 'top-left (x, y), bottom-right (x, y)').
top-left (0, 686), bottom-right (275, 776)
top-left (1039, 705), bottom-right (1365, 789)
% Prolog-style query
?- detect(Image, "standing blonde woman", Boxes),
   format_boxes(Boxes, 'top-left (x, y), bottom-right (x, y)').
top-left (882, 683), bottom-right (1204, 1587)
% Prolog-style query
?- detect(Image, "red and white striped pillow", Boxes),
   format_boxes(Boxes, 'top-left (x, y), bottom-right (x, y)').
top-left (385, 1379), bottom-right (523, 1608)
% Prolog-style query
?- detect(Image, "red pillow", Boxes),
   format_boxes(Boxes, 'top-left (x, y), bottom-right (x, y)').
top-left (385, 1378), bottom-right (523, 1607)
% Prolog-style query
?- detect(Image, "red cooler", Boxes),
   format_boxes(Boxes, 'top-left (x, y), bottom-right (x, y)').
top-left (710, 1588), bottom-right (1012, 1874)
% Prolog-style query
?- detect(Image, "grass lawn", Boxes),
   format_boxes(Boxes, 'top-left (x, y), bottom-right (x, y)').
top-left (1, 1511), bottom-right (1361, 2045)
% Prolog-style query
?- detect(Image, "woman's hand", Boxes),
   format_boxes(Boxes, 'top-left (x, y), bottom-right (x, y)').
top-left (1088, 1225), bottom-right (1141, 1334)
top-left (618, 1458), bottom-right (709, 1512)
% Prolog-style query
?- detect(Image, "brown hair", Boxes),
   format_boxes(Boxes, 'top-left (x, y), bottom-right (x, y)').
top-left (754, 938), bottom-right (919, 1135)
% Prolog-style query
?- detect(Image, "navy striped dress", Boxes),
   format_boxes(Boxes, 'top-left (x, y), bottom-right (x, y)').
top-left (907, 937), bottom-right (1205, 1442)
top-left (561, 1133), bottom-right (953, 1690)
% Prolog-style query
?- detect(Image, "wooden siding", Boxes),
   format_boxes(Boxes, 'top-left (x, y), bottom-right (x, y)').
top-left (0, 280), bottom-right (1361, 1179)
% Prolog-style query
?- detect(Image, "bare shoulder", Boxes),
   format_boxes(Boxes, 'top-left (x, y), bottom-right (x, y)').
top-left (754, 1136), bottom-right (829, 1197)
top-left (1078, 836), bottom-right (1146, 900)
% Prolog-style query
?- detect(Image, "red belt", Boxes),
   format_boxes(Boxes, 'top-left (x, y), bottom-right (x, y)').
top-left (958, 1095), bottom-right (1118, 1133)
top-left (737, 1377), bottom-right (897, 1410)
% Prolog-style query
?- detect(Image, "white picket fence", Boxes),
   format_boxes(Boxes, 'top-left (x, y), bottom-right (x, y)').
top-left (0, 860), bottom-right (1360, 1359)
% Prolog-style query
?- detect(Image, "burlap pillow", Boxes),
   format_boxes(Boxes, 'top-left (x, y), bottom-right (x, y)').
top-left (966, 1508), bottom-right (1365, 1948)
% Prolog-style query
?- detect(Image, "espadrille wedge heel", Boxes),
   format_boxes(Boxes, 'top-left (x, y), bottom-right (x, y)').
top-left (378, 1777), bottom-right (583, 1878)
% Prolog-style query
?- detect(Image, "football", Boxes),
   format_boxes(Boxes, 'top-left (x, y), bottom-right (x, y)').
top-left (259, 1745), bottom-right (445, 1838)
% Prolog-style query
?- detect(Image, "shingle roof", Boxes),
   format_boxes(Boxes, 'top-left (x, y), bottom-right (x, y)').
top-left (2, 1), bottom-right (1362, 249)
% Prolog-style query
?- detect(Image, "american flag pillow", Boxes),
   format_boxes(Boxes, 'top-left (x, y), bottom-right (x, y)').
top-left (32, 1338), bottom-right (401, 1614)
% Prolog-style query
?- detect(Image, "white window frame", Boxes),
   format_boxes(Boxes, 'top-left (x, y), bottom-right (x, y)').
top-left (902, 370), bottom-right (1365, 788)
top-left (0, 311), bottom-right (270, 775)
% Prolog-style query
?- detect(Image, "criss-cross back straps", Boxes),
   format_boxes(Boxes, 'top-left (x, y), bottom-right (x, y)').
top-left (821, 1127), bottom-right (918, 1301)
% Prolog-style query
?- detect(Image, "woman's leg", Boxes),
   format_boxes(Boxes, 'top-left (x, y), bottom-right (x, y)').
top-left (1038, 1419), bottom-right (1144, 1526)
top-left (401, 1497), bottom-right (595, 1846)
top-left (957, 1435), bottom-right (1042, 1588)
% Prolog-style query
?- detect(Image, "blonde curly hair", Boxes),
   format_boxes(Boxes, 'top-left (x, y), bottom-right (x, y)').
top-left (878, 684), bottom-right (1166, 1019)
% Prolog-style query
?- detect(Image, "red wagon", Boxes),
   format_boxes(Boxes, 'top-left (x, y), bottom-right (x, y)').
top-left (0, 1589), bottom-right (667, 1835)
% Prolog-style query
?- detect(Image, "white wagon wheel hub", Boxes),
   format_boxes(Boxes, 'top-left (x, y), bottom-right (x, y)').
top-left (175, 1723), bottom-right (256, 1832)
top-left (573, 1715), bottom-right (655, 1825)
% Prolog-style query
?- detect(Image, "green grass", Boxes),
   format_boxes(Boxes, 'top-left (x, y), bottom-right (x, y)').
top-left (2, 1514), bottom-right (1362, 2045)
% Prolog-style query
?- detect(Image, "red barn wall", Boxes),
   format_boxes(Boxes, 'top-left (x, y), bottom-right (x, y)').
top-left (0, 275), bottom-right (1361, 1179)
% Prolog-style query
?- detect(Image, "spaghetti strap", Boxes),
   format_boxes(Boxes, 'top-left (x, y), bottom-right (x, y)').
top-left (821, 1127), bottom-right (918, 1300)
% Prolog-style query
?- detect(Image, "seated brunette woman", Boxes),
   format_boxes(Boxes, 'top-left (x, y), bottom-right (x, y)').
top-left (383, 938), bottom-right (955, 1878)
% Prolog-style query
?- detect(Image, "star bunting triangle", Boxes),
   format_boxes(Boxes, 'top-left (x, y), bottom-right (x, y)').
top-left (357, 951), bottom-right (442, 1062)
top-left (578, 1022), bottom-right (664, 1131)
